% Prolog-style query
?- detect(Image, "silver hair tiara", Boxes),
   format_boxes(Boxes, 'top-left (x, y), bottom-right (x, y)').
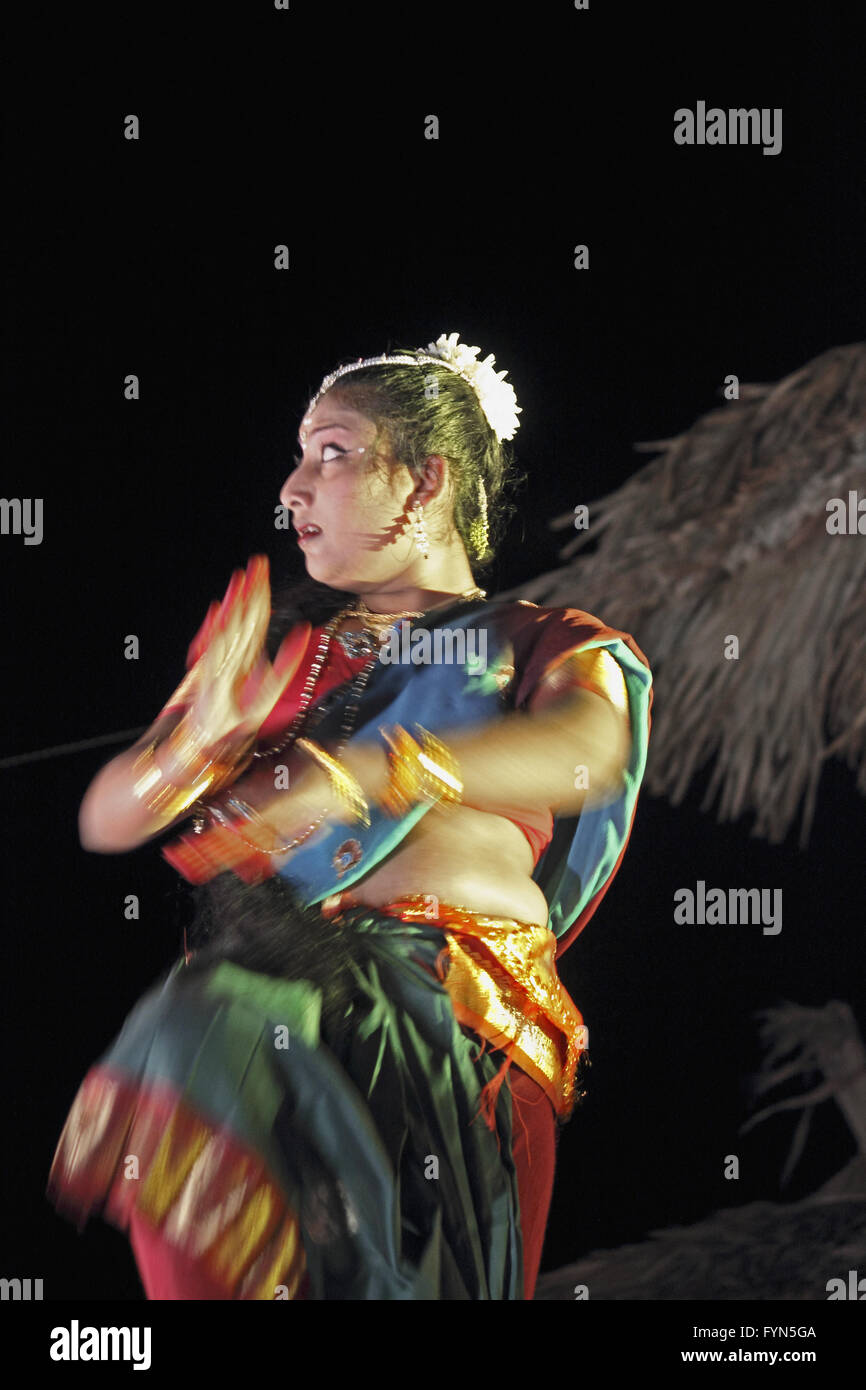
top-left (306, 333), bottom-right (522, 442)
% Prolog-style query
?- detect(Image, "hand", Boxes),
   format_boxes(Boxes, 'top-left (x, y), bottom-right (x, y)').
top-left (161, 741), bottom-right (387, 885)
top-left (161, 749), bottom-right (338, 884)
top-left (162, 556), bottom-right (311, 753)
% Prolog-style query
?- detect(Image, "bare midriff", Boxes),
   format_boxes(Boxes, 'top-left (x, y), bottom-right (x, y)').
top-left (327, 800), bottom-right (552, 927)
top-left (269, 612), bottom-right (554, 927)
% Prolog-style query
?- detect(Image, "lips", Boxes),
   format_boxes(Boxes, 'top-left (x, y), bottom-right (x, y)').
top-left (295, 523), bottom-right (322, 541)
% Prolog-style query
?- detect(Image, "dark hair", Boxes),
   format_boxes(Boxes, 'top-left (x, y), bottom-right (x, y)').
top-left (310, 348), bottom-right (525, 583)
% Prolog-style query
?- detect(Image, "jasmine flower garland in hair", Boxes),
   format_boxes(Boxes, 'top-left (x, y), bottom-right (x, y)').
top-left (426, 332), bottom-right (523, 441)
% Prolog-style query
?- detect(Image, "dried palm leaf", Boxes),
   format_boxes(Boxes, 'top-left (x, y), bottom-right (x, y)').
top-left (534, 1195), bottom-right (866, 1300)
top-left (503, 344), bottom-right (866, 846)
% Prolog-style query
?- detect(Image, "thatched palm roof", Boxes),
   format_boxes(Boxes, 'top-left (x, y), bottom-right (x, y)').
top-left (503, 344), bottom-right (866, 847)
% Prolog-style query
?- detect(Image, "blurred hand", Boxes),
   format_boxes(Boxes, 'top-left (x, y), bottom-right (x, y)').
top-left (160, 555), bottom-right (311, 751)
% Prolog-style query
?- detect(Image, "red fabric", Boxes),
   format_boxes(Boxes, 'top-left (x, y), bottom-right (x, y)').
top-left (128, 1209), bottom-right (241, 1299)
top-left (256, 624), bottom-right (369, 742)
top-left (507, 602), bottom-right (624, 711)
top-left (127, 1067), bottom-right (554, 1301)
top-left (498, 813), bottom-right (552, 866)
top-left (127, 1208), bottom-right (312, 1301)
top-left (509, 1067), bottom-right (557, 1299)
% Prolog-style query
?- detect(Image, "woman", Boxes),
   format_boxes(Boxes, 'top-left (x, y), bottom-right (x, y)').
top-left (48, 333), bottom-right (653, 1300)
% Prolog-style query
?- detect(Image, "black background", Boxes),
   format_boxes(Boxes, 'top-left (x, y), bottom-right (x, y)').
top-left (3, 2), bottom-right (865, 1301)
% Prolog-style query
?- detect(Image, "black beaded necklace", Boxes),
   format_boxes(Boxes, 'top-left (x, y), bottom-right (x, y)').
top-left (252, 586), bottom-right (486, 763)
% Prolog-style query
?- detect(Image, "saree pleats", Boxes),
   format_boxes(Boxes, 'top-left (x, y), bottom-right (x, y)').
top-left (48, 907), bottom-right (523, 1299)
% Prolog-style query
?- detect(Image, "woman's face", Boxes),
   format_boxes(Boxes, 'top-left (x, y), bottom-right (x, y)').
top-left (279, 397), bottom-right (421, 590)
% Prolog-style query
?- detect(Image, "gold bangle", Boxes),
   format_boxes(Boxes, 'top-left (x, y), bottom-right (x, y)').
top-left (295, 737), bottom-right (371, 828)
top-left (378, 725), bottom-right (423, 816)
top-left (132, 740), bottom-right (221, 825)
top-left (414, 724), bottom-right (463, 808)
top-left (378, 724), bottom-right (463, 816)
top-left (166, 713), bottom-right (256, 793)
top-left (131, 724), bottom-right (253, 828)
top-left (165, 713), bottom-right (211, 771)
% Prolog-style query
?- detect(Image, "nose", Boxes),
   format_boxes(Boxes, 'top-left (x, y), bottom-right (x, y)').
top-left (279, 459), bottom-right (312, 511)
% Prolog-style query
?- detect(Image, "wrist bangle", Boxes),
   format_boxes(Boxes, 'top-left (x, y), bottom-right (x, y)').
top-left (295, 737), bottom-right (371, 828)
top-left (131, 740), bottom-right (216, 821)
top-left (166, 713), bottom-right (256, 794)
top-left (378, 723), bottom-right (463, 817)
top-left (414, 724), bottom-right (463, 807)
top-left (378, 724), bottom-right (421, 816)
top-left (131, 720), bottom-right (254, 828)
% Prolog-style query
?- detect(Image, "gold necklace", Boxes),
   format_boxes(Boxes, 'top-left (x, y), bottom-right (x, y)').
top-left (339, 586), bottom-right (487, 656)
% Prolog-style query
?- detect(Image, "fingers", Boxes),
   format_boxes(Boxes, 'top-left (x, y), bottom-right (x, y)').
top-left (215, 568), bottom-right (246, 644)
top-left (202, 557), bottom-right (275, 728)
top-left (241, 622), bottom-right (311, 725)
top-left (227, 561), bottom-right (271, 699)
top-left (183, 555), bottom-right (285, 744)
top-left (212, 556), bottom-right (270, 675)
top-left (272, 621), bottom-right (312, 686)
top-left (237, 558), bottom-right (272, 670)
top-left (234, 653), bottom-right (273, 724)
top-left (187, 600), bottom-right (222, 669)
top-left (157, 662), bottom-right (199, 718)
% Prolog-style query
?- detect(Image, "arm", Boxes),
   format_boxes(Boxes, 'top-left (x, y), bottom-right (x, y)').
top-left (337, 680), bottom-right (631, 819)
top-left (158, 646), bottom-right (635, 882)
top-left (226, 647), bottom-right (632, 847)
top-left (78, 713), bottom-right (188, 853)
top-left (78, 557), bottom-right (310, 855)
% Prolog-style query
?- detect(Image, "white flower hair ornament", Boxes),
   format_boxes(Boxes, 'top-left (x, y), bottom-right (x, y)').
top-left (426, 332), bottom-right (523, 441)
top-left (307, 332), bottom-right (522, 443)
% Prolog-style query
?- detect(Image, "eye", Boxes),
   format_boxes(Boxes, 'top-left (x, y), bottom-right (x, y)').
top-left (292, 442), bottom-right (347, 468)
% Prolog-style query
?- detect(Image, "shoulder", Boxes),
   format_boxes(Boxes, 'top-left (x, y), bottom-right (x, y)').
top-left (484, 599), bottom-right (650, 713)
top-left (485, 598), bottom-right (612, 657)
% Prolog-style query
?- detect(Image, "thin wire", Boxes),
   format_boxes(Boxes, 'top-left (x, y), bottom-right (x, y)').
top-left (0, 728), bottom-right (148, 770)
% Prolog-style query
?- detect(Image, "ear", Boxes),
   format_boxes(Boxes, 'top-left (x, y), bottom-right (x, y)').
top-left (412, 453), bottom-right (449, 506)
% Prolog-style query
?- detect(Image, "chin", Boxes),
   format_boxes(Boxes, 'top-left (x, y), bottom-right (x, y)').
top-left (304, 554), bottom-right (341, 587)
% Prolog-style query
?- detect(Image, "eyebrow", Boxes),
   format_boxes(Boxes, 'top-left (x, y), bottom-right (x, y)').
top-left (296, 422), bottom-right (353, 447)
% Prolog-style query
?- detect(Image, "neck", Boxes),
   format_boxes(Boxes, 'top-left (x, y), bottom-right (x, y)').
top-left (351, 550), bottom-right (481, 615)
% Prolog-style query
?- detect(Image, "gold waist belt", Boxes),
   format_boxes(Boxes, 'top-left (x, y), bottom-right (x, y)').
top-left (322, 891), bottom-right (588, 1119)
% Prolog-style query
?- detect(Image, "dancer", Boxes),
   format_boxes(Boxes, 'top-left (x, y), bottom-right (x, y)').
top-left (48, 332), bottom-right (653, 1299)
